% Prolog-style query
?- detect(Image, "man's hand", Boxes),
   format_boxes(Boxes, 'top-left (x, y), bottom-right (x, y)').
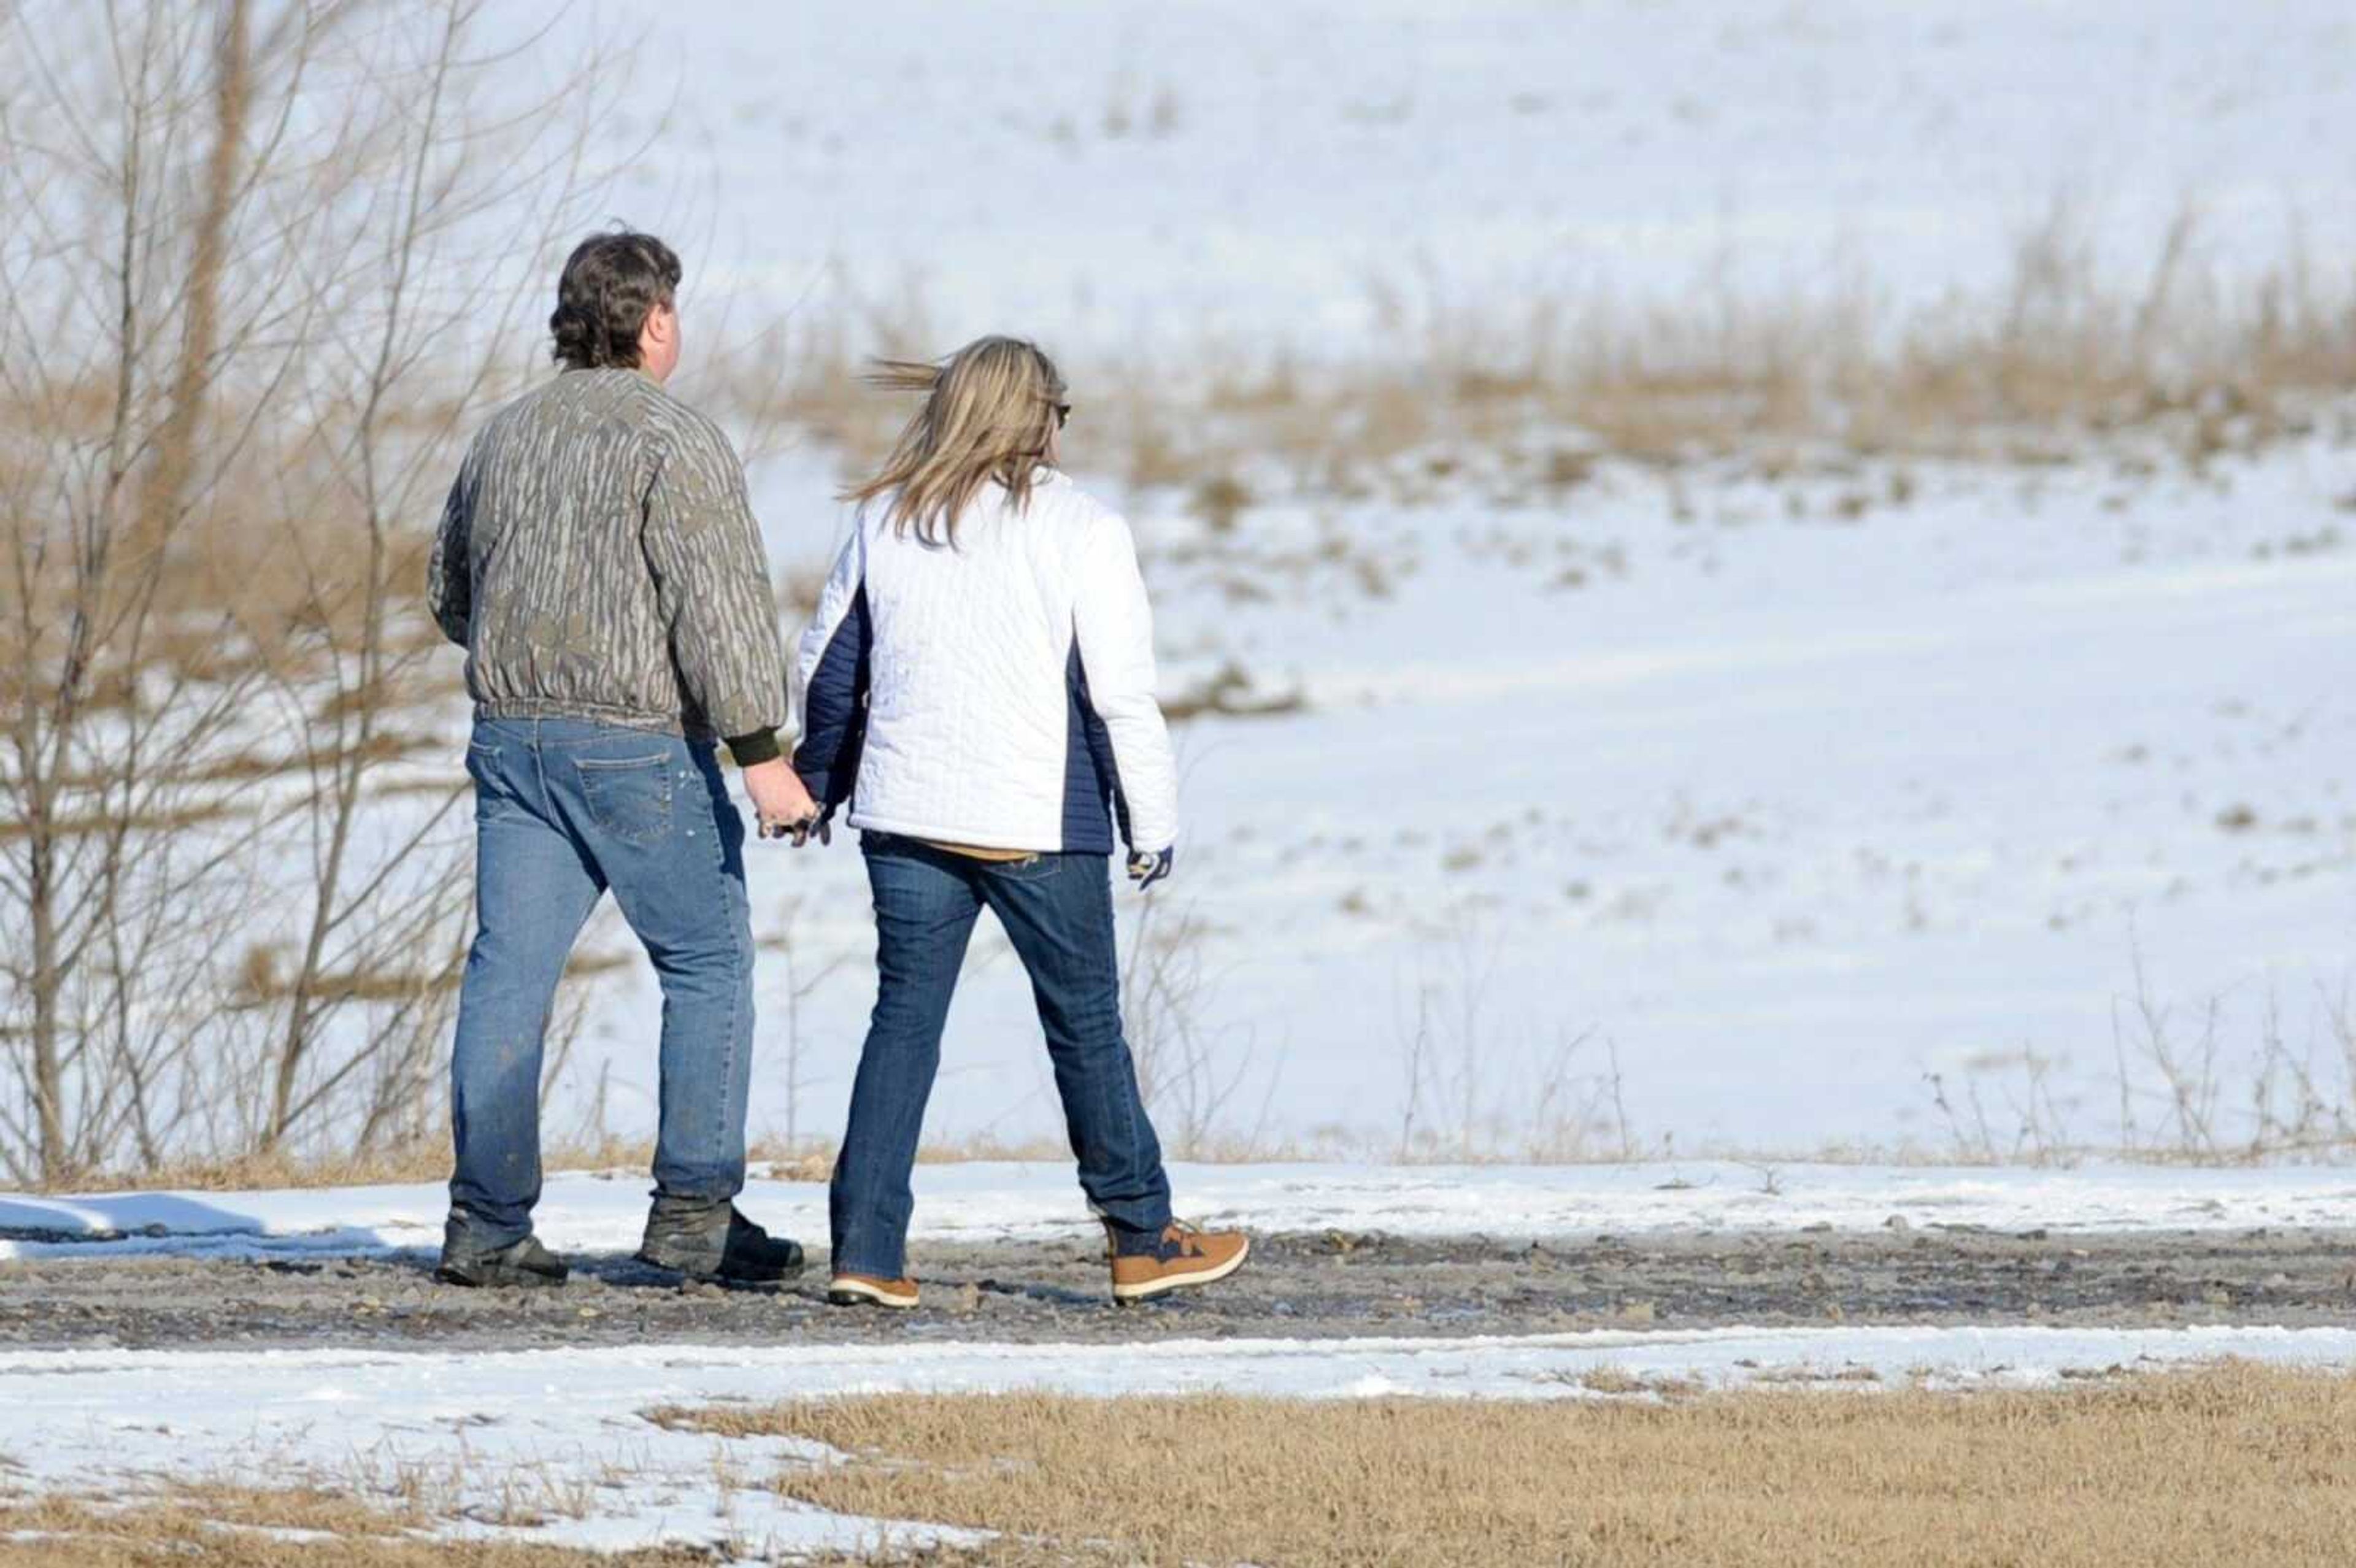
top-left (1126, 846), bottom-right (1174, 891)
top-left (742, 758), bottom-right (818, 842)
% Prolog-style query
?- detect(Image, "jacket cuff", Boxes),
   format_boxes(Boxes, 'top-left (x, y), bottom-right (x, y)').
top-left (725, 728), bottom-right (782, 767)
top-left (791, 754), bottom-right (834, 805)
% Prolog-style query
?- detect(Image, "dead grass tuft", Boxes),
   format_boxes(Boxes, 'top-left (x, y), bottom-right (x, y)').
top-left (1568, 1366), bottom-right (1707, 1397)
top-left (0, 1488), bottom-right (705, 1566)
top-left (1159, 661), bottom-right (1308, 723)
top-left (664, 1363), bottom-right (2356, 1567)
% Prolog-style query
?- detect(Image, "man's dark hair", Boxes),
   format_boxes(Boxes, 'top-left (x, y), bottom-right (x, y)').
top-left (549, 230), bottom-right (682, 370)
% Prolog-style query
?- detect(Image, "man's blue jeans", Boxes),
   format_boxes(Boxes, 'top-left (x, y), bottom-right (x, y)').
top-left (447, 717), bottom-right (755, 1247)
top-left (831, 835), bottom-right (1174, 1279)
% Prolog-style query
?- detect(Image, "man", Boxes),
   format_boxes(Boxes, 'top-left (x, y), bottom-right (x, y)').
top-left (425, 230), bottom-right (815, 1288)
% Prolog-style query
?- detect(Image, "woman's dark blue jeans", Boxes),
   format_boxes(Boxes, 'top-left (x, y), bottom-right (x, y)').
top-left (830, 834), bottom-right (1173, 1279)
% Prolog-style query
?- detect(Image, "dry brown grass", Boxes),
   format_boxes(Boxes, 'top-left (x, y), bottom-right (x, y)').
top-left (34, 1133), bottom-right (846, 1194)
top-left (42, 1142), bottom-right (463, 1193)
top-left (660, 1363), bottom-right (2356, 1567)
top-left (696, 208), bottom-right (2356, 507)
top-left (0, 1487), bottom-right (706, 1566)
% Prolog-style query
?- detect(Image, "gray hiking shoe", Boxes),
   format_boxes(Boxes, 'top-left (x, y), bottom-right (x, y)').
top-left (436, 1223), bottom-right (568, 1289)
top-left (634, 1197), bottom-right (805, 1284)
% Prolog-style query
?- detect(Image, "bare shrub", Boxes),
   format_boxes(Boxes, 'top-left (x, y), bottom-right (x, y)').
top-left (1393, 913), bottom-right (1632, 1163)
top-left (1118, 894), bottom-right (1263, 1158)
top-left (1925, 1049), bottom-right (2073, 1167)
top-left (2113, 955), bottom-right (2356, 1165)
top-left (1927, 938), bottom-right (2356, 1166)
top-left (758, 893), bottom-right (853, 1155)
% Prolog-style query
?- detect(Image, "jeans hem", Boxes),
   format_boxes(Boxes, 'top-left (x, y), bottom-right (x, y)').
top-left (1095, 1208), bottom-right (1177, 1253)
top-left (647, 1183), bottom-right (735, 1207)
top-left (831, 1252), bottom-right (907, 1280)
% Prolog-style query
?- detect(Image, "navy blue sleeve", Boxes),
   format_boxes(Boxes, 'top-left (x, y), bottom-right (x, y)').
top-left (792, 584), bottom-right (871, 812)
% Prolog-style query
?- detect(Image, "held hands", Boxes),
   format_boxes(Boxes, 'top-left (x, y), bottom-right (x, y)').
top-left (1126, 845), bottom-right (1174, 891)
top-left (771, 812), bottom-right (830, 847)
top-left (742, 758), bottom-right (826, 846)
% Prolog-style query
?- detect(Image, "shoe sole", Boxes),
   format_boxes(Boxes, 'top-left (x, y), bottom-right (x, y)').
top-left (827, 1278), bottom-right (920, 1310)
top-left (633, 1249), bottom-right (804, 1286)
top-left (435, 1262), bottom-right (567, 1289)
top-left (1111, 1236), bottom-right (1251, 1304)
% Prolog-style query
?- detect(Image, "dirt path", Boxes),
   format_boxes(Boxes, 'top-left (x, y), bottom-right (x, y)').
top-left (5, 1226), bottom-right (2353, 1353)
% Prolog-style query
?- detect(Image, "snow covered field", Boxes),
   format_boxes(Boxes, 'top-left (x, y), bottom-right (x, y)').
top-left (563, 0), bottom-right (2356, 353)
top-left (7, 1161), bottom-right (2356, 1262)
top-left (387, 0), bottom-right (2356, 1163)
top-left (12, 1323), bottom-right (2356, 1555)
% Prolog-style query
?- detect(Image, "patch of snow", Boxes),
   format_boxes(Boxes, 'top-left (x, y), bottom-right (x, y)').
top-left (5, 1161), bottom-right (2354, 1262)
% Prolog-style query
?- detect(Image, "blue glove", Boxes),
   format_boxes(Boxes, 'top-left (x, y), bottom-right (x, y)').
top-left (1126, 846), bottom-right (1174, 891)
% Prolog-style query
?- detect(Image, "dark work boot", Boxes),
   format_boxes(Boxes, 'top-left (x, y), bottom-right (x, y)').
top-left (436, 1219), bottom-right (568, 1289)
top-left (635, 1196), bottom-right (805, 1284)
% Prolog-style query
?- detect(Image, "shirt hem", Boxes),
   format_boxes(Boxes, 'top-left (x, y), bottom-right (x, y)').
top-left (474, 698), bottom-right (712, 740)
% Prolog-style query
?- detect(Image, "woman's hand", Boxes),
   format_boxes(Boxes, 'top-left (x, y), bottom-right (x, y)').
top-left (1126, 846), bottom-right (1174, 891)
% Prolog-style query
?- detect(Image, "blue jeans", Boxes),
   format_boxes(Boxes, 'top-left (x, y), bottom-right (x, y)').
top-left (447, 717), bottom-right (755, 1248)
top-left (831, 835), bottom-right (1173, 1278)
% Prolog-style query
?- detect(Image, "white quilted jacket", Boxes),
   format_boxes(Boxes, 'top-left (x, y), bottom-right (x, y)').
top-left (791, 471), bottom-right (1179, 856)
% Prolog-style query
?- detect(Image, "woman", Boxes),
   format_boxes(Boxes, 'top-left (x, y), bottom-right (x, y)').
top-left (792, 336), bottom-right (1247, 1309)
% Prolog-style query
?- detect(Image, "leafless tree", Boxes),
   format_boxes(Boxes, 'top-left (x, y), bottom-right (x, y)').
top-left (0, 3), bottom-right (291, 1180)
top-left (0, 0), bottom-right (633, 1182)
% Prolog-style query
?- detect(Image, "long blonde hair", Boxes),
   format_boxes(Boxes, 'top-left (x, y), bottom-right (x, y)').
top-left (842, 336), bottom-right (1067, 546)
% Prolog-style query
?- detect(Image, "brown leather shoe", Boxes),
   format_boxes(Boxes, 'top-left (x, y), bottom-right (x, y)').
top-left (1107, 1220), bottom-right (1250, 1304)
top-left (828, 1273), bottom-right (920, 1310)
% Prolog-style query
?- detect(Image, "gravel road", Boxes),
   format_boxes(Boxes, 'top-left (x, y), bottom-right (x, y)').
top-left (6, 1226), bottom-right (2353, 1353)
